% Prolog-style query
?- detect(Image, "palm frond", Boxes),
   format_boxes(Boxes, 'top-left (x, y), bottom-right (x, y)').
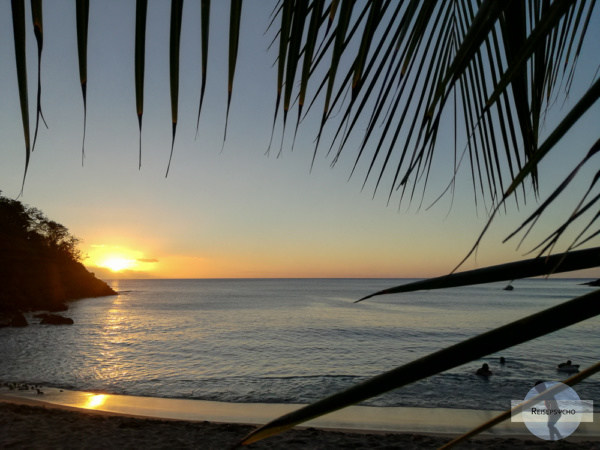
top-left (262, 0), bottom-right (597, 249)
top-left (135, 0), bottom-right (148, 169)
top-left (166, 0), bottom-right (184, 177)
top-left (283, 0), bottom-right (308, 119)
top-left (195, 0), bottom-right (211, 135)
top-left (358, 246), bottom-right (599, 302)
top-left (224, 0), bottom-right (243, 145)
top-left (564, 1), bottom-right (596, 92)
top-left (75, 0), bottom-right (89, 164)
top-left (11, 0), bottom-right (31, 193)
top-left (503, 140), bottom-right (600, 254)
top-left (294, 0), bottom-right (325, 144)
top-left (456, 80), bottom-right (600, 269)
top-left (267, 0), bottom-right (292, 154)
top-left (505, 78), bottom-right (600, 200)
top-left (31, 0), bottom-right (46, 153)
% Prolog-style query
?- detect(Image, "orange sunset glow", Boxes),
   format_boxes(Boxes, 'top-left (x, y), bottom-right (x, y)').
top-left (85, 245), bottom-right (158, 277)
top-left (101, 256), bottom-right (135, 272)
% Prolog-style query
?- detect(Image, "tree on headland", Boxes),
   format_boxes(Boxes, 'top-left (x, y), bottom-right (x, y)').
top-left (0, 193), bottom-right (80, 263)
top-left (0, 192), bottom-right (115, 314)
top-left (4, 1), bottom-right (600, 445)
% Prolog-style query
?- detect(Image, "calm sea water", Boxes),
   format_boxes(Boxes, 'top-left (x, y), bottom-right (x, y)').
top-left (1, 278), bottom-right (598, 411)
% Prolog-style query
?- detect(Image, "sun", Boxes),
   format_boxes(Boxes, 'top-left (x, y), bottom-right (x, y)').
top-left (100, 256), bottom-right (135, 272)
top-left (85, 244), bottom-right (158, 276)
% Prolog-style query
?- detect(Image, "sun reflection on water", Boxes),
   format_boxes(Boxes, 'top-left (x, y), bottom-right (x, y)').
top-left (93, 291), bottom-right (139, 383)
top-left (84, 394), bottom-right (107, 409)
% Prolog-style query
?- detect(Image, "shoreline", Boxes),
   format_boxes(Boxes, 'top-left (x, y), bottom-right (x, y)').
top-left (1, 387), bottom-right (526, 434)
top-left (1, 387), bottom-right (598, 448)
top-left (0, 401), bottom-right (554, 450)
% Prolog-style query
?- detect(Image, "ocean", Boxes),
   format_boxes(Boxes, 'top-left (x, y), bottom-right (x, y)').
top-left (1, 278), bottom-right (598, 412)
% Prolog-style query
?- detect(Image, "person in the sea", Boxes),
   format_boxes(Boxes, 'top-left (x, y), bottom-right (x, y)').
top-left (476, 363), bottom-right (492, 377)
top-left (499, 356), bottom-right (506, 365)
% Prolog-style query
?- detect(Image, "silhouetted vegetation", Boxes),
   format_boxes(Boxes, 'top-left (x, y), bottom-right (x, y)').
top-left (0, 192), bottom-right (116, 314)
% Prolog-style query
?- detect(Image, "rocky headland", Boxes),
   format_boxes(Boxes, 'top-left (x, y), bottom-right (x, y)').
top-left (0, 193), bottom-right (116, 326)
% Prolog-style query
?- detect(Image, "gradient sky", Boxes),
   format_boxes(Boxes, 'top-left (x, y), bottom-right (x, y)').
top-left (1, 1), bottom-right (598, 279)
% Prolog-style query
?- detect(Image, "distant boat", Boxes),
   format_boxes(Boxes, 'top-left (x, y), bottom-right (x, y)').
top-left (503, 284), bottom-right (514, 291)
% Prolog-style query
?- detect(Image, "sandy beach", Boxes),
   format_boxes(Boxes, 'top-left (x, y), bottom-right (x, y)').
top-left (1, 392), bottom-right (598, 449)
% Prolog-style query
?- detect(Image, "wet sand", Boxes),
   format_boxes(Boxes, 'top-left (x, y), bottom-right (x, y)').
top-left (1, 389), bottom-right (598, 449)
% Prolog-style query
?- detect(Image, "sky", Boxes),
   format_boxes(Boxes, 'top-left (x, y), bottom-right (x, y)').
top-left (0, 1), bottom-right (598, 280)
